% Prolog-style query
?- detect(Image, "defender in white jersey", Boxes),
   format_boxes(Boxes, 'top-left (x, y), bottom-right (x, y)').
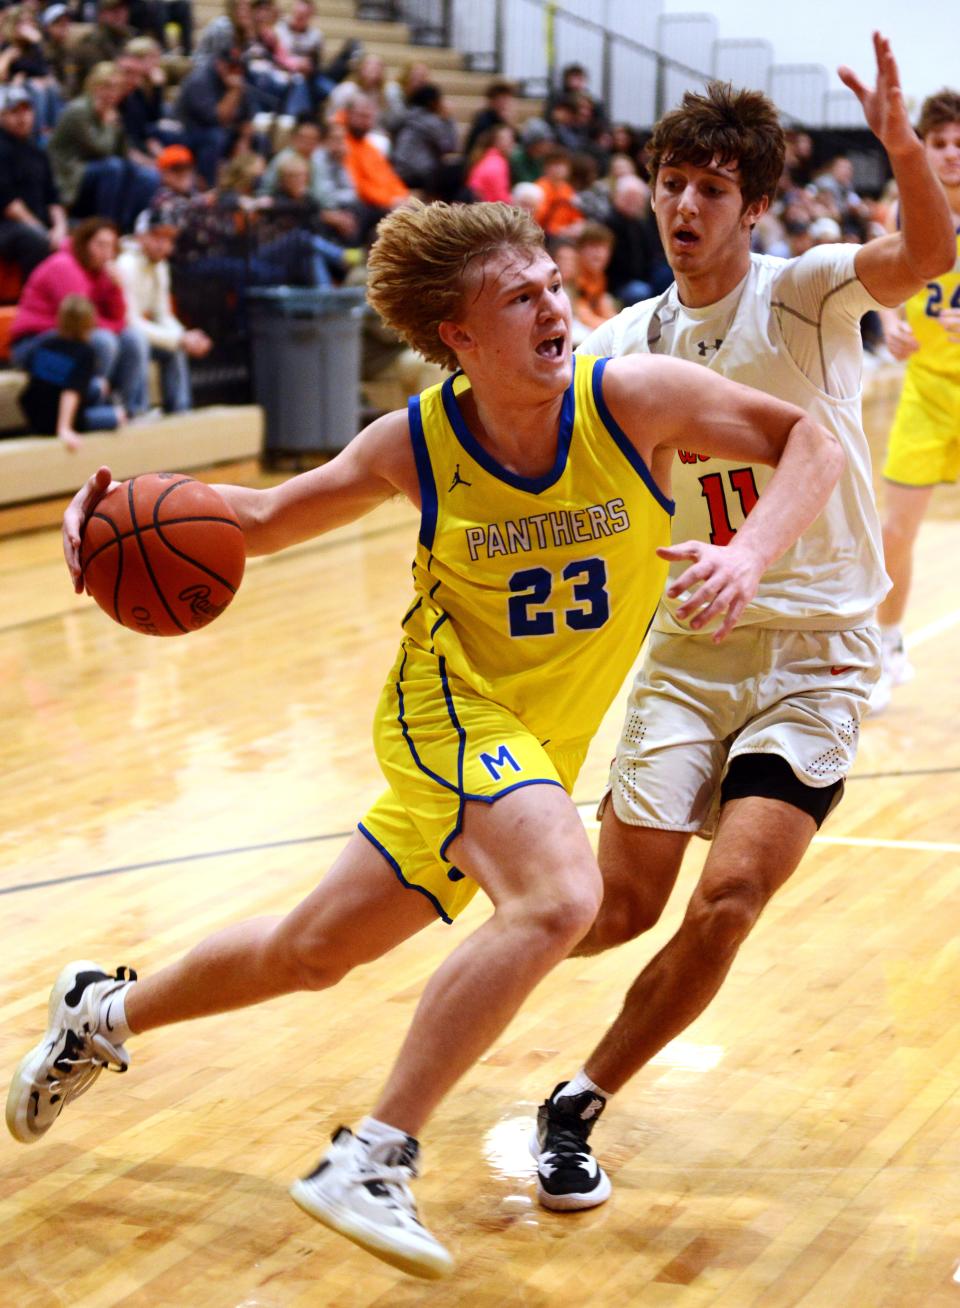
top-left (531, 33), bottom-right (958, 1213)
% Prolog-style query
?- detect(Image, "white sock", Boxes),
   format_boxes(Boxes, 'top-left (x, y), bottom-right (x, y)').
top-left (98, 982), bottom-right (134, 1043)
top-left (355, 1115), bottom-right (414, 1156)
top-left (554, 1068), bottom-right (611, 1102)
top-left (879, 623), bottom-right (903, 649)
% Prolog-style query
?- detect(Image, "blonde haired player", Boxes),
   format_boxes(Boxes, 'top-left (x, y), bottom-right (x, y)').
top-left (9, 201), bottom-right (842, 1280)
top-left (872, 89), bottom-right (960, 710)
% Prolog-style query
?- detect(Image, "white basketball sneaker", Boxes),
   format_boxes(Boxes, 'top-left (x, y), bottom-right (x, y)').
top-left (290, 1127), bottom-right (453, 1279)
top-left (6, 960), bottom-right (136, 1143)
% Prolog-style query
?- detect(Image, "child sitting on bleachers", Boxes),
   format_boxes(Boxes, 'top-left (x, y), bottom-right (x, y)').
top-left (18, 293), bottom-right (124, 448)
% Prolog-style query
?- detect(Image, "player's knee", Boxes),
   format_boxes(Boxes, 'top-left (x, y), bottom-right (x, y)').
top-left (591, 883), bottom-right (665, 949)
top-left (511, 881), bottom-right (601, 952)
top-left (688, 876), bottom-right (765, 959)
top-left (883, 513), bottom-right (921, 550)
top-left (274, 929), bottom-right (351, 991)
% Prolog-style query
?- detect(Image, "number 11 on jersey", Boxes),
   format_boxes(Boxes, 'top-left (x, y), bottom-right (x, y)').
top-left (698, 467), bottom-right (760, 546)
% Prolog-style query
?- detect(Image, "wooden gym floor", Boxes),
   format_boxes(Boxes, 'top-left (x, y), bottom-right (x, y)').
top-left (2, 378), bottom-right (959, 1307)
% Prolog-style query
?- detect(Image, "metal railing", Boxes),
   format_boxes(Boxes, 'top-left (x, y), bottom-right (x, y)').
top-left (355, 0), bottom-right (861, 127)
top-left (358, 0), bottom-right (713, 123)
top-left (713, 38), bottom-right (774, 94)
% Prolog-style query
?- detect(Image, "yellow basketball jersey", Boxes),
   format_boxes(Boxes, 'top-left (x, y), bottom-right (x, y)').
top-left (401, 353), bottom-right (674, 746)
top-left (904, 225), bottom-right (960, 378)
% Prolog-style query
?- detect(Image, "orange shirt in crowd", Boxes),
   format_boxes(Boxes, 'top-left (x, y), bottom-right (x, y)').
top-left (575, 266), bottom-right (617, 330)
top-left (342, 131), bottom-right (409, 209)
top-left (534, 178), bottom-right (581, 235)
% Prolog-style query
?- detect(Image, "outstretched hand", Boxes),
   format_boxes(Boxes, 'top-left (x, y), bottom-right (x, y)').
top-left (62, 465), bottom-right (117, 593)
top-left (838, 32), bottom-right (917, 158)
top-left (659, 539), bottom-right (765, 643)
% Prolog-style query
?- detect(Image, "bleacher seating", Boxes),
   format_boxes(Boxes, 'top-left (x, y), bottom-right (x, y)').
top-left (0, 404), bottom-right (263, 506)
top-left (0, 1), bottom-right (523, 506)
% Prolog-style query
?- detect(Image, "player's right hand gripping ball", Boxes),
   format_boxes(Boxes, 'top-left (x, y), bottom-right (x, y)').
top-left (79, 472), bottom-right (246, 636)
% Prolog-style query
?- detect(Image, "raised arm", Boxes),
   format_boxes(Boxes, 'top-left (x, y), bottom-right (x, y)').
top-left (841, 32), bottom-right (956, 304)
top-left (63, 409), bottom-right (416, 592)
top-left (603, 354), bottom-right (844, 639)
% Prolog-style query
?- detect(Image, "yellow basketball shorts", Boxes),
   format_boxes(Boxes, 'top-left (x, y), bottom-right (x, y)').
top-left (883, 365), bottom-right (960, 487)
top-left (359, 639), bottom-right (588, 923)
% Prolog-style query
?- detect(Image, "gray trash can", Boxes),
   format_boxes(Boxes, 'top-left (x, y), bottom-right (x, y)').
top-left (247, 286), bottom-right (367, 461)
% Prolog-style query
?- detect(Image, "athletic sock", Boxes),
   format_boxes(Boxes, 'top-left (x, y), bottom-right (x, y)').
top-left (355, 1115), bottom-right (416, 1159)
top-left (879, 623), bottom-right (903, 650)
top-left (98, 982), bottom-right (134, 1043)
top-left (553, 1068), bottom-right (612, 1103)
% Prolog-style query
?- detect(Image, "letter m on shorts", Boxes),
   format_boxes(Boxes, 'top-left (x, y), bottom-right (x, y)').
top-left (479, 745), bottom-right (522, 781)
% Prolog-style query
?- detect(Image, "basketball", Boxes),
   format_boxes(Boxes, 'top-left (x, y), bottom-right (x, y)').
top-left (79, 472), bottom-right (246, 636)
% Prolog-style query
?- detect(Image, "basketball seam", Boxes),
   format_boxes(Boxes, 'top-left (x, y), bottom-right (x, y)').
top-left (81, 510), bottom-right (126, 622)
top-left (129, 476), bottom-right (189, 634)
top-left (153, 479), bottom-right (242, 596)
top-left (151, 523), bottom-right (241, 594)
top-left (80, 476), bottom-right (244, 636)
top-left (81, 515), bottom-right (242, 572)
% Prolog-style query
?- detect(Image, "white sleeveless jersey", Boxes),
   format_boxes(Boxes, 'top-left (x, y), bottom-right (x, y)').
top-left (581, 247), bottom-right (890, 632)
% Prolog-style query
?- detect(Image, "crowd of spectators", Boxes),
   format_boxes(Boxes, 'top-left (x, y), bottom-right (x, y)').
top-left (0, 0), bottom-right (895, 443)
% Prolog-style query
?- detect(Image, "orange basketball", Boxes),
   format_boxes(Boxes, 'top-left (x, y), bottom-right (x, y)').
top-left (79, 472), bottom-right (246, 636)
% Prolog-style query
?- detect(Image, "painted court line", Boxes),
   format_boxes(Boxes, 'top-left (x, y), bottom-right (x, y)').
top-left (812, 835), bottom-right (960, 854)
top-left (908, 605), bottom-right (960, 649)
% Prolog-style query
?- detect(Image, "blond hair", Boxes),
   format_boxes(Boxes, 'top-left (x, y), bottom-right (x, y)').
top-left (124, 35), bottom-right (162, 58)
top-left (216, 151), bottom-right (263, 194)
top-left (277, 152), bottom-right (309, 178)
top-left (84, 61), bottom-right (120, 95)
top-left (57, 294), bottom-right (96, 341)
top-left (366, 200), bottom-right (544, 371)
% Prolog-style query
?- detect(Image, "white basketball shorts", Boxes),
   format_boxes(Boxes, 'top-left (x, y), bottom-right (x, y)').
top-left (606, 624), bottom-right (880, 838)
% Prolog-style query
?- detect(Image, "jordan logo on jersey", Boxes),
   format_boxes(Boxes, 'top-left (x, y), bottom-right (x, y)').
top-left (449, 464), bottom-right (471, 491)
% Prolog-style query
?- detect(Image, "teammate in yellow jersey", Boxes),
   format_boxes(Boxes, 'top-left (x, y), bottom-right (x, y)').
top-left (872, 89), bottom-right (960, 711)
top-left (9, 201), bottom-right (842, 1280)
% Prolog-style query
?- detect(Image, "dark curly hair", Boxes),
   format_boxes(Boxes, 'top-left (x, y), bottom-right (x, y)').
top-left (917, 89), bottom-right (960, 139)
top-left (647, 81), bottom-right (785, 209)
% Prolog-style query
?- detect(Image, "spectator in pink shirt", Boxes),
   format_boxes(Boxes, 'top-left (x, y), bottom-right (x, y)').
top-left (10, 216), bottom-right (150, 415)
top-left (465, 124), bottom-right (515, 204)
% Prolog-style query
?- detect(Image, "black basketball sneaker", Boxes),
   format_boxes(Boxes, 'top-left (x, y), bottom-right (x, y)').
top-left (531, 1081), bottom-right (612, 1211)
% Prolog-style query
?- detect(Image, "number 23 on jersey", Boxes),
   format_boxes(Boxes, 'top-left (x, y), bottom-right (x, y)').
top-left (508, 557), bottom-right (609, 636)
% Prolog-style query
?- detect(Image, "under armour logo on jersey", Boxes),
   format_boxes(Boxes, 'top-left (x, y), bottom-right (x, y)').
top-left (449, 464), bottom-right (471, 492)
top-left (697, 338), bottom-right (724, 357)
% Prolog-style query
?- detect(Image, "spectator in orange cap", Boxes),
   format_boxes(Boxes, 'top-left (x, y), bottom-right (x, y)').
top-left (148, 142), bottom-right (199, 222)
